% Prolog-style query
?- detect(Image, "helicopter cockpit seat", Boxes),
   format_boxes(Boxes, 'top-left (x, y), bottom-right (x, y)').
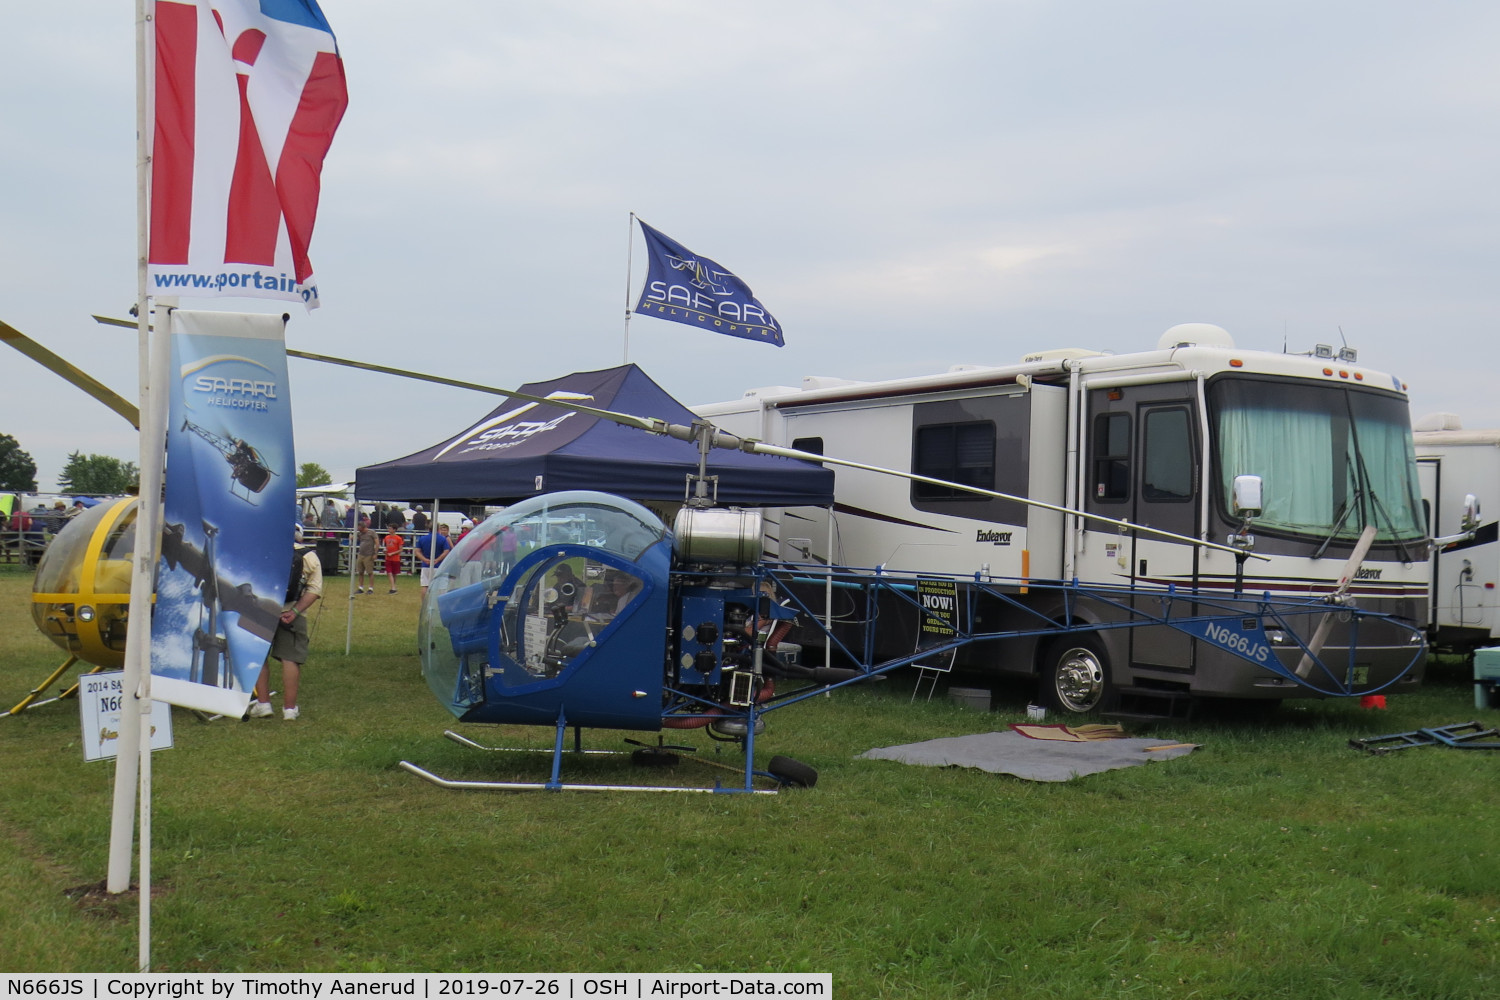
top-left (587, 589), bottom-right (616, 616)
top-left (436, 580), bottom-right (493, 657)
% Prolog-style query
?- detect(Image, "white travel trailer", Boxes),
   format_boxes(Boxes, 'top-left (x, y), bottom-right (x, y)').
top-left (1414, 414), bottom-right (1498, 650)
top-left (696, 324), bottom-right (1430, 715)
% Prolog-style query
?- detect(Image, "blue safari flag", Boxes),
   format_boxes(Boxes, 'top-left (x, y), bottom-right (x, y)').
top-left (635, 220), bottom-right (784, 346)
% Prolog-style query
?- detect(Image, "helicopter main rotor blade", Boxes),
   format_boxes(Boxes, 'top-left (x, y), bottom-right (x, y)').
top-left (95, 316), bottom-right (660, 434)
top-left (282, 349), bottom-right (671, 436)
top-left (2, 318), bottom-right (140, 429)
top-left (278, 346), bottom-right (1263, 561)
top-left (708, 434), bottom-right (1269, 562)
top-left (98, 330), bottom-right (1254, 564)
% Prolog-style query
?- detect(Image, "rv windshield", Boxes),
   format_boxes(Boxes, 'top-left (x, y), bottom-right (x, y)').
top-left (1211, 378), bottom-right (1424, 545)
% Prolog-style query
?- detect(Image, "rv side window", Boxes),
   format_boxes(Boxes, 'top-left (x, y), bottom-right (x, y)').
top-left (913, 422), bottom-right (995, 498)
top-left (1142, 407), bottom-right (1195, 502)
top-left (791, 437), bottom-right (825, 464)
top-left (1092, 413), bottom-right (1130, 503)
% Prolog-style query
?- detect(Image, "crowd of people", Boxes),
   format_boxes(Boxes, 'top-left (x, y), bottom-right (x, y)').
top-left (253, 502), bottom-right (485, 723)
top-left (0, 496), bottom-right (94, 564)
top-left (294, 500), bottom-right (497, 594)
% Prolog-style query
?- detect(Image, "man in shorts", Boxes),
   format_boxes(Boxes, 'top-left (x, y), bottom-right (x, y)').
top-left (248, 523), bottom-right (322, 721)
top-left (354, 517), bottom-right (376, 593)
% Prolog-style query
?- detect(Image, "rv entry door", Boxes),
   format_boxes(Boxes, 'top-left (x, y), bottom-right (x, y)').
top-left (1082, 382), bottom-right (1201, 672)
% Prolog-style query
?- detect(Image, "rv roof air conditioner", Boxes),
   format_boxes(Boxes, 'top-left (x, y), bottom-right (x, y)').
top-left (801, 376), bottom-right (865, 392)
top-left (741, 385), bottom-right (801, 399)
top-left (1019, 348), bottom-right (1108, 364)
top-left (1156, 323), bottom-right (1235, 350)
top-left (1413, 412), bottom-right (1464, 432)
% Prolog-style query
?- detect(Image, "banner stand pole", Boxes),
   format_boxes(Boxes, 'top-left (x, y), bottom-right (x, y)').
top-left (137, 307), bottom-right (173, 971)
top-left (346, 493), bottom-right (357, 656)
top-left (428, 496), bottom-right (440, 582)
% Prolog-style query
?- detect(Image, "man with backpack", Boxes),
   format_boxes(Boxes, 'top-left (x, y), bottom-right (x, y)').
top-left (248, 522), bottom-right (322, 721)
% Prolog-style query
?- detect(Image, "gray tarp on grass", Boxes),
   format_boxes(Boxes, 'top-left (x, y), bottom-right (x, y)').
top-left (859, 730), bottom-right (1197, 782)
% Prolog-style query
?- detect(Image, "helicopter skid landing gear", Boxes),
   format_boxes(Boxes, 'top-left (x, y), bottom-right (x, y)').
top-left (398, 724), bottom-right (782, 794)
top-left (5, 657), bottom-right (106, 717)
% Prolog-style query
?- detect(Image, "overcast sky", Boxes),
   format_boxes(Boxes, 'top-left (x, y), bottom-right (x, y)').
top-left (4, 1), bottom-right (1498, 493)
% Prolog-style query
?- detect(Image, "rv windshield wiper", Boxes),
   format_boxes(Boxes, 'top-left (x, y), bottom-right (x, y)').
top-left (1313, 492), bottom-right (1360, 561)
top-left (1333, 395), bottom-right (1416, 565)
top-left (1364, 487), bottom-right (1416, 565)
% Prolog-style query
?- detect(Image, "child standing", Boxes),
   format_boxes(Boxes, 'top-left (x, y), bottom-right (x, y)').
top-left (382, 525), bottom-right (405, 593)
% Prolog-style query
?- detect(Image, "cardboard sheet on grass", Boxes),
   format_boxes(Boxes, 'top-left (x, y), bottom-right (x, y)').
top-left (860, 723), bottom-right (1198, 782)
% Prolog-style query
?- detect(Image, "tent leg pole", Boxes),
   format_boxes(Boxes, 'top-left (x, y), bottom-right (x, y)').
top-left (825, 507), bottom-right (833, 669)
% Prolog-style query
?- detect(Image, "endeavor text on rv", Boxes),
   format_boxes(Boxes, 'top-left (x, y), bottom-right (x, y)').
top-left (696, 324), bottom-right (1430, 715)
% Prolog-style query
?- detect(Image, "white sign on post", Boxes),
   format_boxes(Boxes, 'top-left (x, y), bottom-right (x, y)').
top-left (79, 670), bottom-right (174, 763)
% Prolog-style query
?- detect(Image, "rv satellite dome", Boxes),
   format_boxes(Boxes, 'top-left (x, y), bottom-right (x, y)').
top-left (1157, 323), bottom-right (1234, 350)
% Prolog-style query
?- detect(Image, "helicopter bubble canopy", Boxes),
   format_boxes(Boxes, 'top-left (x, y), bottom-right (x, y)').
top-left (31, 498), bottom-right (138, 668)
top-left (419, 492), bottom-right (674, 729)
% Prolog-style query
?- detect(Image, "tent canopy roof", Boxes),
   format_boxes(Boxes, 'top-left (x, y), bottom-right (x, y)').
top-left (354, 364), bottom-right (833, 507)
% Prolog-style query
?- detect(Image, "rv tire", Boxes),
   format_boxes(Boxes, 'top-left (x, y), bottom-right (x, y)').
top-left (1041, 634), bottom-right (1112, 715)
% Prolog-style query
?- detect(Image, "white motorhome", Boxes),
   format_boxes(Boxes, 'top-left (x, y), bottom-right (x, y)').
top-left (1414, 413), bottom-right (1498, 650)
top-left (696, 324), bottom-right (1429, 714)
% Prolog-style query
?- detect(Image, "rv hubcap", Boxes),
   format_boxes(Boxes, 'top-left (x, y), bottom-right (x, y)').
top-left (1053, 647), bottom-right (1105, 713)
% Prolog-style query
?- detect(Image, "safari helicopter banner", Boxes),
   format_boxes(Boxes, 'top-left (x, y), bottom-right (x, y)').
top-left (150, 309), bottom-right (295, 716)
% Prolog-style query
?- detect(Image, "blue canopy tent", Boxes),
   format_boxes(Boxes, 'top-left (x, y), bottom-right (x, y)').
top-left (354, 364), bottom-right (834, 507)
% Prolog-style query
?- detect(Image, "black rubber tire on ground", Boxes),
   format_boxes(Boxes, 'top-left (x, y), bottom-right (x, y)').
top-left (1040, 634), bottom-right (1113, 715)
top-left (767, 755), bottom-right (818, 788)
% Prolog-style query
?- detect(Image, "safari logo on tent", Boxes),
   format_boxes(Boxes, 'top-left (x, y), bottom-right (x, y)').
top-left (433, 391), bottom-right (595, 460)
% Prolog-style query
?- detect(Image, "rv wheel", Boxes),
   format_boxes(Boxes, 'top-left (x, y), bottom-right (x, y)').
top-left (1041, 636), bottom-right (1112, 715)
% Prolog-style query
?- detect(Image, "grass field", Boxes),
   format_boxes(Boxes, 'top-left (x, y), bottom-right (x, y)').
top-left (2, 563), bottom-right (1498, 995)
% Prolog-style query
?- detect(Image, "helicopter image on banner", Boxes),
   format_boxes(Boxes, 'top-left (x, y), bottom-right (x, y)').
top-left (178, 418), bottom-right (276, 501)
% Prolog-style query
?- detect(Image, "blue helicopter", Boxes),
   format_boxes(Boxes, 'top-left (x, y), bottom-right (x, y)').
top-left (411, 490), bottom-right (866, 794)
top-left (404, 481), bottom-right (1427, 795)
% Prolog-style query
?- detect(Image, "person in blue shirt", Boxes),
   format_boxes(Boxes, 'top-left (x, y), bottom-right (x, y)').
top-left (414, 521), bottom-right (453, 597)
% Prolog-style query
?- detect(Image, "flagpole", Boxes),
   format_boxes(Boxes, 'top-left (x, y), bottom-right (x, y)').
top-left (108, 0), bottom-right (165, 972)
top-left (109, 0), bottom-right (152, 906)
top-left (623, 212), bottom-right (635, 365)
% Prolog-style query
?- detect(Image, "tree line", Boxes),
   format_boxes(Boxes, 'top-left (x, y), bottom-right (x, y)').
top-left (1, 432), bottom-right (138, 495)
top-left (3, 432), bottom-right (337, 495)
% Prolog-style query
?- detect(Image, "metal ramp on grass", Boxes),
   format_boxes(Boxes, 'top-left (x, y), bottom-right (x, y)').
top-left (1349, 721), bottom-right (1500, 754)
